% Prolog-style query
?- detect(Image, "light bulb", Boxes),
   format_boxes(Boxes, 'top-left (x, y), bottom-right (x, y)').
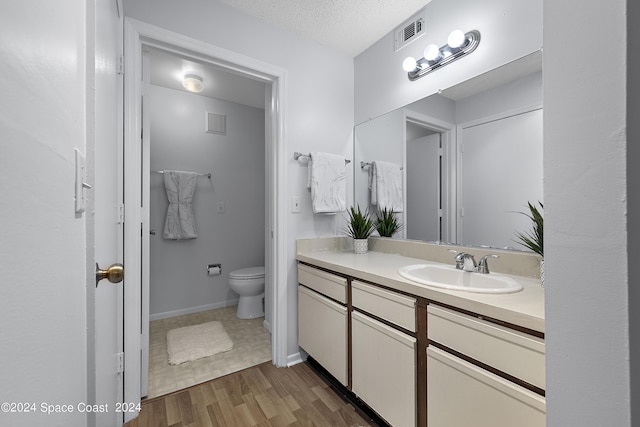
top-left (182, 74), bottom-right (204, 93)
top-left (402, 57), bottom-right (417, 72)
top-left (447, 30), bottom-right (466, 48)
top-left (424, 44), bottom-right (441, 62)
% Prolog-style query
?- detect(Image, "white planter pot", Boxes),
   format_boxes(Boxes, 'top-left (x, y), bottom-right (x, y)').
top-left (353, 238), bottom-right (368, 254)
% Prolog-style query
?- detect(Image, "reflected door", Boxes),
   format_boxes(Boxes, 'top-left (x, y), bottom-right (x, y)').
top-left (406, 132), bottom-right (441, 241)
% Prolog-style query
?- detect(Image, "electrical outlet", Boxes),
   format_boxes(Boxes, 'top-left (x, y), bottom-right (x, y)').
top-left (291, 196), bottom-right (300, 213)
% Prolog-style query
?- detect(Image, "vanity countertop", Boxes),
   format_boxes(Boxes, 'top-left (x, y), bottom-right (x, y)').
top-left (296, 249), bottom-right (545, 334)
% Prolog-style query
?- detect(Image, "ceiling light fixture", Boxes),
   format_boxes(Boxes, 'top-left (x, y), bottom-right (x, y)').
top-left (182, 74), bottom-right (204, 93)
top-left (402, 29), bottom-right (481, 81)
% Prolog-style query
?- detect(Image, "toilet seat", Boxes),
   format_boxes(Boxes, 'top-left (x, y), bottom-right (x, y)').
top-left (229, 266), bottom-right (265, 280)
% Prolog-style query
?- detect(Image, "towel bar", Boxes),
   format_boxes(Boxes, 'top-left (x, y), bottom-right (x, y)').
top-left (294, 152), bottom-right (351, 165)
top-left (153, 170), bottom-right (211, 179)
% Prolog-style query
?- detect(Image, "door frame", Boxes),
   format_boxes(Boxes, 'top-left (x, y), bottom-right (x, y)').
top-left (402, 109), bottom-right (456, 243)
top-left (123, 18), bottom-right (288, 418)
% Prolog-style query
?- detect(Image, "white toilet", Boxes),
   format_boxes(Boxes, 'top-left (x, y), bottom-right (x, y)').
top-left (228, 266), bottom-right (265, 319)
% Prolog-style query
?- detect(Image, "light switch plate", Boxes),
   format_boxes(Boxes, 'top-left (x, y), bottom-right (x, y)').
top-left (291, 196), bottom-right (300, 213)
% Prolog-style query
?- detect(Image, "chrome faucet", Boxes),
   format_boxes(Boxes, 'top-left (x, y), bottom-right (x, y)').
top-left (449, 250), bottom-right (477, 272)
top-left (477, 254), bottom-right (499, 274)
top-left (449, 249), bottom-right (499, 274)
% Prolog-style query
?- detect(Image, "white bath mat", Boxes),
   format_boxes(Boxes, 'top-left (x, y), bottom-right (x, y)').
top-left (166, 321), bottom-right (234, 365)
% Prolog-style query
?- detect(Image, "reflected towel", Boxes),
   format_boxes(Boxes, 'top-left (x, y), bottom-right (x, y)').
top-left (371, 161), bottom-right (403, 212)
top-left (163, 170), bottom-right (198, 240)
top-left (309, 152), bottom-right (346, 214)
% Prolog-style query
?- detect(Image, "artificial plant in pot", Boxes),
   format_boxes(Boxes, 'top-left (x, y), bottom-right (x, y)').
top-left (345, 205), bottom-right (375, 254)
top-left (375, 207), bottom-right (405, 238)
top-left (514, 201), bottom-right (544, 285)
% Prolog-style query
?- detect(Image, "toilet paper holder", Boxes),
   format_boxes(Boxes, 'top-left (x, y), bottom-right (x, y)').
top-left (207, 263), bottom-right (222, 276)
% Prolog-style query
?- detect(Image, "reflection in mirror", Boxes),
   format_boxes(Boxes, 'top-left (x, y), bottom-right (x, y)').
top-left (354, 51), bottom-right (543, 251)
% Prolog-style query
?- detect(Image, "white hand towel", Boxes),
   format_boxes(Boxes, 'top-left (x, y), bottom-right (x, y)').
top-left (310, 152), bottom-right (346, 214)
top-left (371, 161), bottom-right (403, 212)
top-left (163, 170), bottom-right (198, 240)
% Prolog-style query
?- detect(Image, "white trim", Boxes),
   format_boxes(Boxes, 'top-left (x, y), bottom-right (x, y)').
top-left (287, 352), bottom-right (305, 367)
top-left (456, 103), bottom-right (543, 130)
top-left (149, 299), bottom-right (240, 322)
top-left (402, 109), bottom-right (457, 242)
top-left (123, 18), bottom-right (288, 419)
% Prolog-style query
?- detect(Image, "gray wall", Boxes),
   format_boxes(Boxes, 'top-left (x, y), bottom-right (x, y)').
top-left (149, 84), bottom-right (265, 318)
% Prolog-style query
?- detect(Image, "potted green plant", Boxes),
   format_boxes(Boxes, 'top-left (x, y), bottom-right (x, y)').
top-left (345, 205), bottom-right (375, 254)
top-left (375, 207), bottom-right (405, 238)
top-left (514, 201), bottom-right (544, 285)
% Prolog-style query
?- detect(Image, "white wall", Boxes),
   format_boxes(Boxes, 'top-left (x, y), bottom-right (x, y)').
top-left (544, 0), bottom-right (633, 424)
top-left (0, 2), bottom-right (90, 426)
top-left (355, 0), bottom-right (542, 124)
top-left (124, 0), bottom-right (354, 357)
top-left (148, 85), bottom-right (265, 318)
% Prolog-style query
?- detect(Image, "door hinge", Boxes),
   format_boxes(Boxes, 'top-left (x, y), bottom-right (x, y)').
top-left (117, 203), bottom-right (125, 224)
top-left (116, 352), bottom-right (124, 374)
top-left (438, 147), bottom-right (444, 157)
top-left (117, 54), bottom-right (124, 75)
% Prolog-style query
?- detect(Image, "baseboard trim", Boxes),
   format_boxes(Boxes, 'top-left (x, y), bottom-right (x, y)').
top-left (263, 319), bottom-right (272, 333)
top-left (286, 352), bottom-right (305, 367)
top-left (149, 299), bottom-right (239, 321)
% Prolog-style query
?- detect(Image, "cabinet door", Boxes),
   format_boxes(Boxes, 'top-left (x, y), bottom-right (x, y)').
top-left (352, 311), bottom-right (416, 427)
top-left (427, 346), bottom-right (546, 427)
top-left (298, 285), bottom-right (347, 385)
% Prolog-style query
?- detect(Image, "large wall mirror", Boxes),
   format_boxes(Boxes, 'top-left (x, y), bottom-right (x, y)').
top-left (354, 51), bottom-right (543, 250)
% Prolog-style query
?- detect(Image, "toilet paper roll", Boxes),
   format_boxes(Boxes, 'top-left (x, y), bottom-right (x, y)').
top-left (207, 266), bottom-right (221, 276)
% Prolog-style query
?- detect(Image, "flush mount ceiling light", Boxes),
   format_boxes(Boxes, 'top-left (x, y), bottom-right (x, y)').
top-left (182, 73), bottom-right (204, 93)
top-left (402, 29), bottom-right (481, 81)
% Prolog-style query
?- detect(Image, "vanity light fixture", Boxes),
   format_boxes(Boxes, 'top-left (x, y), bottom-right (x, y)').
top-left (403, 29), bottom-right (481, 81)
top-left (182, 73), bottom-right (205, 93)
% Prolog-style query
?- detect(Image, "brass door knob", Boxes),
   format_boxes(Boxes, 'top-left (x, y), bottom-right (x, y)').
top-left (96, 263), bottom-right (124, 285)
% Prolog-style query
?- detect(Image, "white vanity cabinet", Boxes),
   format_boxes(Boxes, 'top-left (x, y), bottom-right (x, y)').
top-left (427, 304), bottom-right (546, 427)
top-left (351, 281), bottom-right (417, 427)
top-left (297, 264), bottom-right (348, 385)
top-left (296, 257), bottom-right (545, 427)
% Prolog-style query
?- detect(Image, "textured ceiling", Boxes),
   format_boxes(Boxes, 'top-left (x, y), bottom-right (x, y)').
top-left (219, 0), bottom-right (432, 57)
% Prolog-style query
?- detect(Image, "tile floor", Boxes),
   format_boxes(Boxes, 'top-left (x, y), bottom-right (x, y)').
top-left (147, 305), bottom-right (272, 399)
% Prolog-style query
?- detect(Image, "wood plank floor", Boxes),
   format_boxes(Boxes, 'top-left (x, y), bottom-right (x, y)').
top-left (125, 361), bottom-right (376, 427)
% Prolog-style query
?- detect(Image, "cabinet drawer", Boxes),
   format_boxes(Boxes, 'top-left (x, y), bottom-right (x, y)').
top-left (352, 311), bottom-right (416, 427)
top-left (298, 264), bottom-right (347, 304)
top-left (428, 304), bottom-right (545, 390)
top-left (298, 285), bottom-right (347, 385)
top-left (427, 346), bottom-right (546, 427)
top-left (352, 280), bottom-right (416, 332)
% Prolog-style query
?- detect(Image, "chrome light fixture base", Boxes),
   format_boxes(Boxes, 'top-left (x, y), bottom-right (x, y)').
top-left (407, 30), bottom-right (481, 81)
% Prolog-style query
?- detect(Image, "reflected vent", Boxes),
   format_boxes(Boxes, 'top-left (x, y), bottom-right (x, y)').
top-left (395, 16), bottom-right (425, 51)
top-left (206, 112), bottom-right (226, 135)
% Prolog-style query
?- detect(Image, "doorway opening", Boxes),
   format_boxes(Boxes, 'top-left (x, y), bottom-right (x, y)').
top-left (402, 110), bottom-right (456, 243)
top-left (142, 45), bottom-right (271, 398)
top-left (123, 18), bottom-right (287, 416)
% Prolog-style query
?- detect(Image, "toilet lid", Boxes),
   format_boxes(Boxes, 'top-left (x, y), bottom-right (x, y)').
top-left (229, 266), bottom-right (265, 279)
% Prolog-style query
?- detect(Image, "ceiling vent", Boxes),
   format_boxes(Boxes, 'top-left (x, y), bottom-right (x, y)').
top-left (206, 112), bottom-right (226, 135)
top-left (395, 15), bottom-right (425, 51)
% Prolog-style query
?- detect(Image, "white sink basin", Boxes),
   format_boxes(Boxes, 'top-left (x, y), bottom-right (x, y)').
top-left (398, 264), bottom-right (523, 294)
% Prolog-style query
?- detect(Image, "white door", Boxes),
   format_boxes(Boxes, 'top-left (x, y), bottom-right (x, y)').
top-left (94, 0), bottom-right (124, 425)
